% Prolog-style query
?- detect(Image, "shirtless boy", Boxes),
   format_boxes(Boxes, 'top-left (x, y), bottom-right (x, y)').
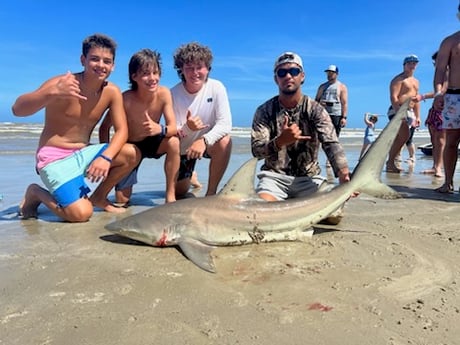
top-left (385, 55), bottom-right (421, 173)
top-left (99, 49), bottom-right (180, 204)
top-left (12, 33), bottom-right (138, 222)
top-left (433, 3), bottom-right (460, 193)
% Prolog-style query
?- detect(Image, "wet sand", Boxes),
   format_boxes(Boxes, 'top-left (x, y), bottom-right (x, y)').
top-left (1, 138), bottom-right (460, 345)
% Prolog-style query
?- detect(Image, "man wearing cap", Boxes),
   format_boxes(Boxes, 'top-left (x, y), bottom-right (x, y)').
top-left (315, 65), bottom-right (349, 137)
top-left (251, 52), bottom-right (353, 225)
top-left (432, 2), bottom-right (460, 193)
top-left (385, 54), bottom-right (421, 173)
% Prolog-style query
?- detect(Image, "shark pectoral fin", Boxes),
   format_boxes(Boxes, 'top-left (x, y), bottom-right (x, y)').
top-left (178, 238), bottom-right (217, 273)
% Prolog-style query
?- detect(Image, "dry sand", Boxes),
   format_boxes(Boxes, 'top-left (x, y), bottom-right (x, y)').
top-left (1, 161), bottom-right (460, 345)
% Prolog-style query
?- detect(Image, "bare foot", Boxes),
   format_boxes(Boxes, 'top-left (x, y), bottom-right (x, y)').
top-left (190, 171), bottom-right (202, 189)
top-left (91, 197), bottom-right (127, 213)
top-left (18, 184), bottom-right (44, 219)
top-left (435, 184), bottom-right (454, 194)
top-left (385, 163), bottom-right (402, 173)
top-left (421, 168), bottom-right (435, 175)
top-left (165, 192), bottom-right (176, 203)
top-left (112, 201), bottom-right (130, 208)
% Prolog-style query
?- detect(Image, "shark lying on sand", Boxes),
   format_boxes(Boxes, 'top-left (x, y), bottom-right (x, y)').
top-left (105, 100), bottom-right (410, 273)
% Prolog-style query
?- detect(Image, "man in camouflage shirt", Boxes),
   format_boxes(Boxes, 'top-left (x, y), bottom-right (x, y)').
top-left (251, 52), bottom-right (352, 224)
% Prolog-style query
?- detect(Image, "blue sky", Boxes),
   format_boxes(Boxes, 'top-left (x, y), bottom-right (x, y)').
top-left (0, 1), bottom-right (458, 129)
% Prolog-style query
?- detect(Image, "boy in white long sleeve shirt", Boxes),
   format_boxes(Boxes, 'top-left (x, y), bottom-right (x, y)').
top-left (171, 42), bottom-right (232, 197)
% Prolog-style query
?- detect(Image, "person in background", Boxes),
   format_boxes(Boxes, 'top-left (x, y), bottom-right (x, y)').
top-left (385, 54), bottom-right (421, 173)
top-left (415, 51), bottom-right (448, 178)
top-left (404, 117), bottom-right (418, 163)
top-left (12, 33), bottom-right (137, 222)
top-left (251, 52), bottom-right (353, 225)
top-left (315, 64), bottom-right (348, 137)
top-left (432, 3), bottom-right (460, 193)
top-left (99, 48), bottom-right (180, 205)
top-left (171, 42), bottom-right (232, 198)
top-left (359, 113), bottom-right (378, 159)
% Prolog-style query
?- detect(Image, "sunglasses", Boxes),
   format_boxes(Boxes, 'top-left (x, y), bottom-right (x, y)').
top-left (276, 67), bottom-right (301, 78)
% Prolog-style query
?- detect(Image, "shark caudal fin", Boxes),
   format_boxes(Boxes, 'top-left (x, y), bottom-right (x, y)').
top-left (219, 157), bottom-right (259, 198)
top-left (350, 99), bottom-right (411, 199)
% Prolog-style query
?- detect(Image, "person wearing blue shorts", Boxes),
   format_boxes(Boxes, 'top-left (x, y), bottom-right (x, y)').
top-left (12, 34), bottom-right (138, 222)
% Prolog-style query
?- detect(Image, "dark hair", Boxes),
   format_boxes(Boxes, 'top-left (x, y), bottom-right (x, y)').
top-left (128, 49), bottom-right (162, 90)
top-left (173, 42), bottom-right (213, 82)
top-left (82, 33), bottom-right (117, 61)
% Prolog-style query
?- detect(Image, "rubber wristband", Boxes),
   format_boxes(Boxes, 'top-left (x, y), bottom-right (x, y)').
top-left (100, 154), bottom-right (112, 164)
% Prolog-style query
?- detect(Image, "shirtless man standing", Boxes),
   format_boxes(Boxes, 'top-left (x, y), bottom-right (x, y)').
top-left (12, 33), bottom-right (137, 222)
top-left (433, 3), bottom-right (460, 193)
top-left (385, 55), bottom-right (421, 173)
top-left (99, 48), bottom-right (180, 204)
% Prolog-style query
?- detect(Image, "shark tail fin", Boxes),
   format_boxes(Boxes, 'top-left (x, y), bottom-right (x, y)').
top-left (350, 99), bottom-right (412, 200)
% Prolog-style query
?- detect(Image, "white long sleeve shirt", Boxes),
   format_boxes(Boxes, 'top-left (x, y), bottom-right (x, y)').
top-left (171, 78), bottom-right (232, 154)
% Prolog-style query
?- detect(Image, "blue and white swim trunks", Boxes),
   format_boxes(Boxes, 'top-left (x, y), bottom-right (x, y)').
top-left (38, 144), bottom-right (108, 207)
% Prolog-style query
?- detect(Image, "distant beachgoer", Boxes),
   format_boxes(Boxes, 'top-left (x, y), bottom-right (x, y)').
top-left (315, 64), bottom-right (348, 137)
top-left (251, 52), bottom-right (355, 225)
top-left (11, 33), bottom-right (138, 222)
top-left (359, 113), bottom-right (378, 159)
top-left (99, 48), bottom-right (180, 205)
top-left (385, 54), bottom-right (421, 173)
top-left (171, 42), bottom-right (232, 198)
top-left (404, 122), bottom-right (417, 163)
top-left (414, 51), bottom-right (448, 178)
top-left (432, 4), bottom-right (460, 193)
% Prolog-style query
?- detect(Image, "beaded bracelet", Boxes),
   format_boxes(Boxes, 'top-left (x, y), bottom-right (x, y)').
top-left (100, 154), bottom-right (112, 164)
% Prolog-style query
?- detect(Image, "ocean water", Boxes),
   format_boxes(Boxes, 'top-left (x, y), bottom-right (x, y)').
top-left (0, 122), bottom-right (449, 212)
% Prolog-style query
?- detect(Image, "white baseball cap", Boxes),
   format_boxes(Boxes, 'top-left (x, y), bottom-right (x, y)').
top-left (274, 52), bottom-right (303, 71)
top-left (324, 65), bottom-right (339, 73)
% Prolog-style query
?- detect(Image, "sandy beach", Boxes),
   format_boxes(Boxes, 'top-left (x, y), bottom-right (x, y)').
top-left (1, 127), bottom-right (460, 345)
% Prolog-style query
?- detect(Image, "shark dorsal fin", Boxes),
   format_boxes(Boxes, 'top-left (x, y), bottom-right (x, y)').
top-left (219, 157), bottom-right (259, 198)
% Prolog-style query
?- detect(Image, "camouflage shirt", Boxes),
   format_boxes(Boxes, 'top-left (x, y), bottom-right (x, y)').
top-left (251, 95), bottom-right (348, 177)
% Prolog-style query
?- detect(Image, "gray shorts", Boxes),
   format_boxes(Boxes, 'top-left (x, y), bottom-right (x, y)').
top-left (255, 171), bottom-right (329, 200)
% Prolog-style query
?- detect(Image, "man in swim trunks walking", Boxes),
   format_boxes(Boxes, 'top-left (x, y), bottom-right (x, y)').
top-left (12, 33), bottom-right (138, 222)
top-left (433, 2), bottom-right (460, 193)
top-left (385, 54), bottom-right (421, 173)
top-left (99, 48), bottom-right (180, 204)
